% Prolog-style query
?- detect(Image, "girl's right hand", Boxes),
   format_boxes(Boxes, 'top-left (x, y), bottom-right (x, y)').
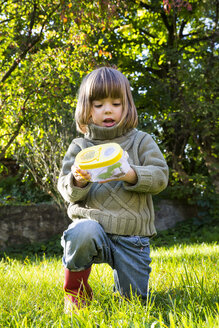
top-left (71, 165), bottom-right (91, 188)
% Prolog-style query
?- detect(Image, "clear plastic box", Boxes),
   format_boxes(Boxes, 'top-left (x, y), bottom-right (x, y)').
top-left (75, 143), bottom-right (130, 182)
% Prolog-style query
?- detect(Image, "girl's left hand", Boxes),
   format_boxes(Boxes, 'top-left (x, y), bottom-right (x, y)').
top-left (99, 167), bottom-right (138, 185)
top-left (121, 167), bottom-right (138, 184)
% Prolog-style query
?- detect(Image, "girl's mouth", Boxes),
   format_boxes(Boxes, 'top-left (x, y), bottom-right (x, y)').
top-left (103, 118), bottom-right (115, 127)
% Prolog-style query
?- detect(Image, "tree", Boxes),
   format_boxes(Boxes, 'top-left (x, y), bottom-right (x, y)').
top-left (0, 0), bottom-right (118, 205)
top-left (0, 0), bottom-right (218, 214)
top-left (93, 0), bottom-right (219, 197)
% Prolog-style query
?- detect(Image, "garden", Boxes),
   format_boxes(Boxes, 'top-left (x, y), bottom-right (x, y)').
top-left (0, 0), bottom-right (218, 327)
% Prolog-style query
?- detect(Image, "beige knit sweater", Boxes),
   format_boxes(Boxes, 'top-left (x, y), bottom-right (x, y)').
top-left (58, 124), bottom-right (169, 237)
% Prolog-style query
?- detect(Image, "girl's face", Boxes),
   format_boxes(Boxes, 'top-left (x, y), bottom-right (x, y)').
top-left (91, 97), bottom-right (123, 128)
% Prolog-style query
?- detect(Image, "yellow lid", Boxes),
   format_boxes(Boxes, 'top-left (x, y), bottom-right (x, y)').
top-left (75, 143), bottom-right (123, 169)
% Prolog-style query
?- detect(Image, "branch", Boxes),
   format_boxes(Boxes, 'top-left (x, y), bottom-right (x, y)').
top-left (0, 3), bottom-right (61, 86)
top-left (160, 11), bottom-right (173, 35)
top-left (214, 0), bottom-right (219, 31)
top-left (28, 2), bottom-right (37, 40)
top-left (0, 119), bottom-right (24, 160)
top-left (0, 133), bottom-right (14, 139)
top-left (1, 35), bottom-right (41, 85)
top-left (0, 18), bottom-right (14, 24)
top-left (179, 20), bottom-right (187, 39)
top-left (144, 66), bottom-right (167, 78)
top-left (179, 32), bottom-right (219, 51)
top-left (0, 90), bottom-right (34, 160)
top-left (137, 0), bottom-right (173, 33)
top-left (128, 0), bottom-right (173, 42)
top-left (129, 0), bottom-right (162, 15)
top-left (138, 28), bottom-right (156, 39)
top-left (180, 31), bottom-right (200, 38)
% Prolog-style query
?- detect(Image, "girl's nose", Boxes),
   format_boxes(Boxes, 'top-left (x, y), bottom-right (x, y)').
top-left (103, 104), bottom-right (112, 113)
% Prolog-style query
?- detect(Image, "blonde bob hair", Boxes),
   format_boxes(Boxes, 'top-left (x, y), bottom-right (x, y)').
top-left (75, 67), bottom-right (138, 133)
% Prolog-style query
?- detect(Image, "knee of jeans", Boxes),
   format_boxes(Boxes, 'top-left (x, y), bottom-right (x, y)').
top-left (63, 220), bottom-right (102, 270)
top-left (64, 219), bottom-right (102, 250)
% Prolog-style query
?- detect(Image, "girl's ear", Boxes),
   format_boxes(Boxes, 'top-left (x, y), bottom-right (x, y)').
top-left (88, 113), bottom-right (93, 124)
top-left (79, 124), bottom-right (88, 134)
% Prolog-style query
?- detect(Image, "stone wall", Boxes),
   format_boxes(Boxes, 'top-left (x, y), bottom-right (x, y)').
top-left (0, 203), bottom-right (70, 249)
top-left (154, 199), bottom-right (196, 231)
top-left (0, 200), bottom-right (196, 249)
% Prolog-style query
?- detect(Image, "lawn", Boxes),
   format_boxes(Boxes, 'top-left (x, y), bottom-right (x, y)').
top-left (0, 242), bottom-right (218, 327)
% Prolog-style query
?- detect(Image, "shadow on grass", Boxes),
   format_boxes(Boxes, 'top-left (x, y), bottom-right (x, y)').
top-left (148, 287), bottom-right (218, 323)
top-left (89, 285), bottom-right (218, 327)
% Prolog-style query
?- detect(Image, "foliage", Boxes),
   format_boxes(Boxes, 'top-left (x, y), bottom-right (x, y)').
top-left (0, 173), bottom-right (52, 205)
top-left (0, 0), bottom-right (218, 214)
top-left (0, 0), bottom-right (116, 206)
top-left (0, 0), bottom-right (118, 158)
top-left (151, 216), bottom-right (219, 248)
top-left (0, 234), bottom-right (63, 260)
top-left (98, 0), bottom-right (219, 193)
top-left (0, 243), bottom-right (218, 327)
top-left (96, 0), bottom-right (219, 220)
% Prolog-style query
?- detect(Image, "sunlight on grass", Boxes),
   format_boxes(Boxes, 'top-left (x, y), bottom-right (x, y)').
top-left (0, 243), bottom-right (218, 327)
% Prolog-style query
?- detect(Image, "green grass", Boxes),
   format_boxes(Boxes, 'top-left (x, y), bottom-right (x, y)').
top-left (0, 243), bottom-right (218, 327)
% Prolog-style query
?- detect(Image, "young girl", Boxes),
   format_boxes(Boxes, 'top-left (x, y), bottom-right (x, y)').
top-left (58, 67), bottom-right (169, 311)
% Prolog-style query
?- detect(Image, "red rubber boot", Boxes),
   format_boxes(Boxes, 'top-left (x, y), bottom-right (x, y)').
top-left (64, 267), bottom-right (93, 313)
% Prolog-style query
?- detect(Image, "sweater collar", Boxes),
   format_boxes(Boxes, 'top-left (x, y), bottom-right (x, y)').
top-left (85, 123), bottom-right (132, 141)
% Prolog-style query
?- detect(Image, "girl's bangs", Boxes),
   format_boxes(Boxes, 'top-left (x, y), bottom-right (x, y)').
top-left (89, 70), bottom-right (123, 101)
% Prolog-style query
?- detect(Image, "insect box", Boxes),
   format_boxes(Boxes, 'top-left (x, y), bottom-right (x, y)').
top-left (75, 143), bottom-right (130, 182)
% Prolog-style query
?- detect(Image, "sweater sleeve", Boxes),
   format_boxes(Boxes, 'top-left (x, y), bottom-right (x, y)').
top-left (123, 133), bottom-right (169, 194)
top-left (57, 140), bottom-right (92, 203)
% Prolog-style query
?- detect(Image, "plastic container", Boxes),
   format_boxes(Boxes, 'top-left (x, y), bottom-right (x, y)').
top-left (75, 143), bottom-right (130, 182)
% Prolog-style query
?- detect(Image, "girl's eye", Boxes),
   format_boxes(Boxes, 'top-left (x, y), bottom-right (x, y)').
top-left (113, 103), bottom-right (121, 106)
top-left (94, 104), bottom-right (102, 108)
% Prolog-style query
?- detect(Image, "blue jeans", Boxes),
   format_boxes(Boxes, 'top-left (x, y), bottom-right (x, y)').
top-left (61, 219), bottom-right (151, 299)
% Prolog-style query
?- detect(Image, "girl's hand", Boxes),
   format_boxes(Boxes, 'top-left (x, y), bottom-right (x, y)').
top-left (71, 165), bottom-right (91, 188)
top-left (99, 167), bottom-right (138, 185)
top-left (121, 167), bottom-right (138, 185)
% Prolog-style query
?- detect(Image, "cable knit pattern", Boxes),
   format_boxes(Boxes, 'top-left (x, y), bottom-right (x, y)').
top-left (58, 124), bottom-right (169, 236)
